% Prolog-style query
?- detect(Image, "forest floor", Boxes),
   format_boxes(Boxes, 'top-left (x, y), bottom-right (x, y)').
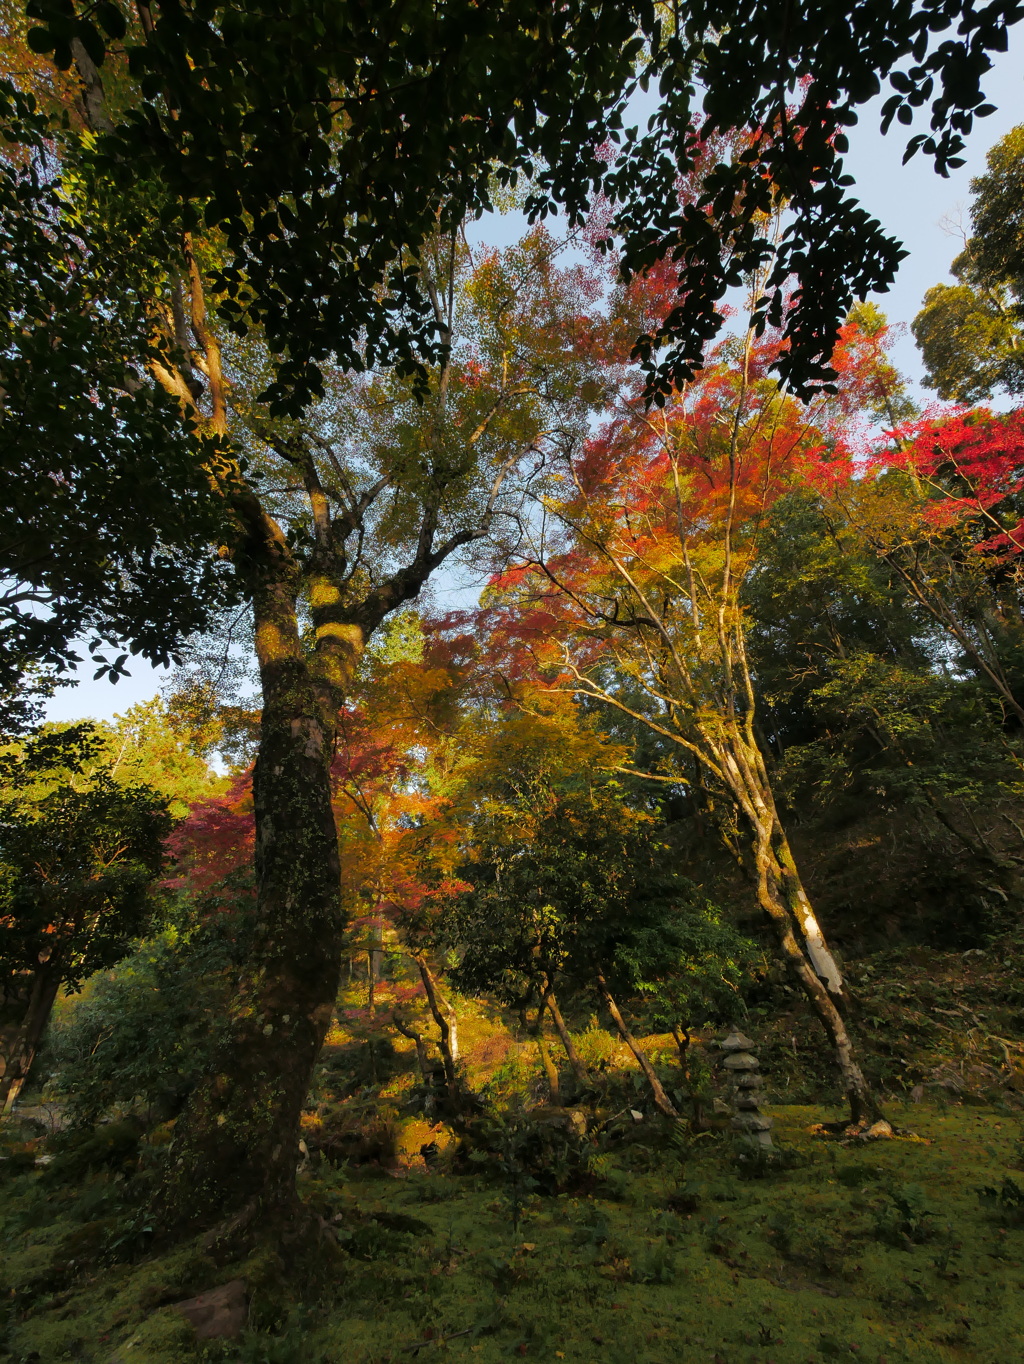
top-left (4, 943), bottom-right (1024, 1364)
top-left (2, 1102), bottom-right (1024, 1364)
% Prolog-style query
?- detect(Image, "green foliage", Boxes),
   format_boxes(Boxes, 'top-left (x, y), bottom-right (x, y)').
top-left (968, 124), bottom-right (1024, 324)
top-left (766, 1206), bottom-right (848, 1273)
top-left (4, 1098), bottom-right (1024, 1362)
top-left (872, 1182), bottom-right (938, 1247)
top-left (978, 1174), bottom-right (1024, 1226)
top-left (914, 124), bottom-right (1024, 401)
top-left (913, 276), bottom-right (1024, 402)
top-left (92, 698), bottom-right (224, 817)
top-left (446, 770), bottom-right (752, 1030)
top-left (0, 727), bottom-right (170, 994)
top-left (45, 901), bottom-right (252, 1125)
top-left (0, 79), bottom-right (234, 692)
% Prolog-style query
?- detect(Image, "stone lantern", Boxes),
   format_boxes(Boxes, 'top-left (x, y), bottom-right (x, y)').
top-left (714, 1026), bottom-right (774, 1149)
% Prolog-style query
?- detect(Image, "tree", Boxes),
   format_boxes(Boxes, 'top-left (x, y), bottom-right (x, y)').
top-left (0, 78), bottom-right (234, 696)
top-left (913, 125), bottom-right (1024, 402)
top-left (0, 725), bottom-right (170, 1108)
top-left (481, 310), bottom-right (895, 1124)
top-left (599, 3), bottom-right (1024, 400)
top-left (830, 407), bottom-right (1024, 725)
top-left (26, 0), bottom-right (1024, 406)
top-left (145, 226), bottom-right (605, 1232)
top-left (85, 698), bottom-right (224, 816)
top-left (9, 0), bottom-right (1024, 1232)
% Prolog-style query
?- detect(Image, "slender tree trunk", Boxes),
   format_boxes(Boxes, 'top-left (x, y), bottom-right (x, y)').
top-left (750, 810), bottom-right (882, 1125)
top-left (415, 957), bottom-right (461, 1103)
top-left (541, 975), bottom-right (588, 1088)
top-left (595, 972), bottom-right (678, 1119)
top-left (670, 1022), bottom-right (689, 1070)
top-left (533, 1000), bottom-right (561, 1102)
top-left (447, 1003), bottom-right (459, 1064)
top-left (393, 1016), bottom-right (432, 1087)
top-left (0, 967), bottom-right (63, 1112)
top-left (158, 556), bottom-right (345, 1238)
top-left (714, 717), bottom-right (884, 1127)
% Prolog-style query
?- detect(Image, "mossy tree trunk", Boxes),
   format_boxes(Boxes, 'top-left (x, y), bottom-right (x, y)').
top-left (542, 975), bottom-right (589, 1089)
top-left (65, 42), bottom-right (531, 1228)
top-left (415, 956), bottom-right (462, 1106)
top-left (533, 1000), bottom-right (561, 1102)
top-left (159, 516), bottom-right (356, 1232)
top-left (715, 720), bottom-right (884, 1126)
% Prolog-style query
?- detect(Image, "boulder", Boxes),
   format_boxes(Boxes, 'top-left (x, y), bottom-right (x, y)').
top-left (528, 1106), bottom-right (588, 1138)
top-left (171, 1279), bottom-right (248, 1340)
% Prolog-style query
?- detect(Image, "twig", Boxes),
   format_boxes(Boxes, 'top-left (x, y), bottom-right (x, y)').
top-left (402, 1328), bottom-right (474, 1352)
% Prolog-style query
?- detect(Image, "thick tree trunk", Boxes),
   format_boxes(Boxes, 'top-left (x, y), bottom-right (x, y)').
top-left (0, 967), bottom-right (62, 1112)
top-left (158, 560), bottom-right (345, 1237)
top-left (595, 972), bottom-right (678, 1119)
top-left (542, 976), bottom-right (588, 1088)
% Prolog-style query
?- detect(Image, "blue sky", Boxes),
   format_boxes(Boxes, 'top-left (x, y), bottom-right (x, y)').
top-left (45, 38), bottom-right (1024, 726)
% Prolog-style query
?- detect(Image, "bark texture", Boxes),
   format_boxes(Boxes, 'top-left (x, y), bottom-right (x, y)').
top-left (159, 542), bottom-right (348, 1232)
top-left (416, 957), bottom-right (462, 1105)
top-left (719, 725), bottom-right (882, 1126)
top-left (0, 967), bottom-right (62, 1112)
top-left (533, 1001), bottom-right (561, 1102)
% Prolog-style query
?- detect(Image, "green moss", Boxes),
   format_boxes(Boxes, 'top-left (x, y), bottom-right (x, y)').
top-left (4, 1103), bottom-right (1024, 1362)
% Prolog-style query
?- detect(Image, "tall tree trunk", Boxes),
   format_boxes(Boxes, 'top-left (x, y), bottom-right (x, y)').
top-left (541, 975), bottom-right (588, 1088)
top-left (595, 971), bottom-right (678, 1119)
top-left (158, 554), bottom-right (346, 1237)
top-left (0, 967), bottom-right (63, 1112)
top-left (415, 957), bottom-right (461, 1104)
top-left (721, 724), bottom-right (883, 1125)
top-left (752, 816), bottom-right (881, 1124)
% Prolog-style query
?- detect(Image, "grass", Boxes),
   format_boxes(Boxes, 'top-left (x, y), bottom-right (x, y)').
top-left (3, 1102), bottom-right (1024, 1364)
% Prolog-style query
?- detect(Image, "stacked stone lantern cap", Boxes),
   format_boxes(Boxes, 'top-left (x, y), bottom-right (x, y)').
top-left (716, 1026), bottom-right (774, 1148)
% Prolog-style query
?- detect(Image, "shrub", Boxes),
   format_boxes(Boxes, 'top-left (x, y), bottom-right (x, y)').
top-left (45, 895), bottom-right (250, 1125)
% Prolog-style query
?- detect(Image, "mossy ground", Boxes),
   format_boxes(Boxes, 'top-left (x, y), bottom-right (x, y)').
top-left (3, 1102), bottom-right (1024, 1364)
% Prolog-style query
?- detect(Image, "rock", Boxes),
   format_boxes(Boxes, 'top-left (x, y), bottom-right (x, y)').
top-left (864, 1119), bottom-right (894, 1140)
top-left (529, 1106), bottom-right (588, 1138)
top-left (171, 1279), bottom-right (248, 1341)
